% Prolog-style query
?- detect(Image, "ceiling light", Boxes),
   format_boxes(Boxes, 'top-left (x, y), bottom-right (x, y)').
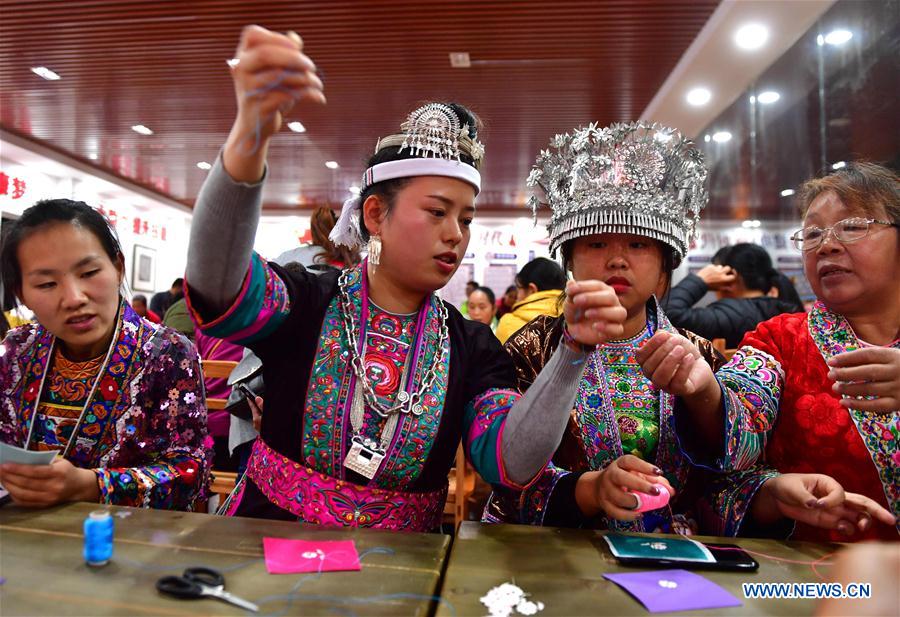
top-left (742, 219), bottom-right (761, 228)
top-left (749, 95), bottom-right (757, 104)
top-left (734, 23), bottom-right (769, 50)
top-left (824, 29), bottom-right (853, 46)
top-left (757, 91), bottom-right (780, 104)
top-left (832, 161), bottom-right (846, 170)
top-left (449, 52), bottom-right (471, 68)
top-left (30, 66), bottom-right (60, 80)
top-left (196, 161), bottom-right (212, 170)
top-left (226, 58), bottom-right (240, 68)
top-left (348, 185), bottom-right (361, 195)
top-left (287, 121), bottom-right (306, 133)
top-left (704, 134), bottom-right (711, 143)
top-left (131, 124), bottom-right (153, 135)
top-left (712, 131), bottom-right (732, 143)
top-left (325, 161), bottom-right (339, 169)
top-left (780, 189), bottom-right (795, 197)
top-left (817, 34), bottom-right (825, 46)
top-left (88, 153), bottom-right (99, 161)
top-left (686, 88), bottom-right (711, 106)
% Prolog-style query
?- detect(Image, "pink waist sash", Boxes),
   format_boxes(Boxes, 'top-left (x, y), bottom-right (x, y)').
top-left (237, 438), bottom-right (448, 532)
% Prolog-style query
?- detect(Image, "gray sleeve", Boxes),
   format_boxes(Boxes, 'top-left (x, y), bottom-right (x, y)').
top-left (185, 154), bottom-right (265, 314)
top-left (501, 342), bottom-right (589, 485)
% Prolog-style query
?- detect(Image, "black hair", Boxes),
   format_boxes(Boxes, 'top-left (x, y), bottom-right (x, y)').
top-left (770, 271), bottom-right (804, 311)
top-left (466, 280), bottom-right (479, 287)
top-left (171, 278), bottom-right (184, 289)
top-left (0, 198), bottom-right (124, 299)
top-left (711, 245), bottom-right (732, 266)
top-left (516, 257), bottom-right (566, 292)
top-left (505, 285), bottom-right (517, 294)
top-left (721, 243), bottom-right (778, 293)
top-left (0, 309), bottom-right (9, 339)
top-left (132, 294), bottom-right (148, 305)
top-left (470, 285), bottom-right (496, 305)
top-left (358, 102), bottom-right (482, 241)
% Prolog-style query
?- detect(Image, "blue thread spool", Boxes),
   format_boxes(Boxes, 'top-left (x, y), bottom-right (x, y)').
top-left (83, 510), bottom-right (114, 566)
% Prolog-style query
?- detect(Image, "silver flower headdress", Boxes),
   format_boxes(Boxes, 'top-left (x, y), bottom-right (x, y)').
top-left (331, 103), bottom-right (484, 250)
top-left (526, 122), bottom-right (708, 264)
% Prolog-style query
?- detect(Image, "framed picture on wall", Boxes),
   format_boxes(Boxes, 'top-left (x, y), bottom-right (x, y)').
top-left (132, 245), bottom-right (156, 292)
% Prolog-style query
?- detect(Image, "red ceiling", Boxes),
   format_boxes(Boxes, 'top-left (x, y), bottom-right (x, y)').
top-left (0, 0), bottom-right (719, 212)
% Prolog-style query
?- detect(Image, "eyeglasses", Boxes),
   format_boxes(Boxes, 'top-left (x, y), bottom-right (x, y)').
top-left (790, 217), bottom-right (899, 251)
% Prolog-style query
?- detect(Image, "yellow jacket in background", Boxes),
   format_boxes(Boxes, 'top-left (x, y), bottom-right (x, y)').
top-left (496, 289), bottom-right (563, 344)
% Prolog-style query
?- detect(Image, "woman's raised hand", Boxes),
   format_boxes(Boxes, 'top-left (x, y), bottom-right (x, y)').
top-left (562, 280), bottom-right (628, 347)
top-left (224, 25), bottom-right (325, 181)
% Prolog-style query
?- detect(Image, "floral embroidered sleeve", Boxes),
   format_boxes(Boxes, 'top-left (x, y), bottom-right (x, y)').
top-left (94, 331), bottom-right (212, 510)
top-left (463, 388), bottom-right (530, 489)
top-left (710, 320), bottom-right (787, 472)
top-left (184, 252), bottom-right (291, 346)
top-left (697, 466), bottom-right (783, 537)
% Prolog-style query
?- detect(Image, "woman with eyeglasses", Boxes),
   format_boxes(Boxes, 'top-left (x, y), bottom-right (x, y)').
top-left (637, 161), bottom-right (899, 542)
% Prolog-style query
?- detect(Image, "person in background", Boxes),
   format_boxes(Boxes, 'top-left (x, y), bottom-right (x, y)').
top-left (496, 257), bottom-right (566, 344)
top-left (663, 243), bottom-right (803, 348)
top-left (467, 285), bottom-right (498, 333)
top-left (641, 161), bottom-right (899, 542)
top-left (131, 293), bottom-right (160, 323)
top-left (460, 279), bottom-right (479, 317)
top-left (275, 205), bottom-right (360, 272)
top-left (0, 309), bottom-right (8, 339)
top-left (768, 270), bottom-right (805, 309)
top-left (163, 297), bottom-right (194, 340)
top-left (150, 277), bottom-right (183, 318)
top-left (195, 331), bottom-right (244, 471)
top-left (496, 285), bottom-right (517, 319)
top-left (0, 199), bottom-right (210, 511)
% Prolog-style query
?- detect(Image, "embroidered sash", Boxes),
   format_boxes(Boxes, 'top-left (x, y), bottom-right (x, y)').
top-left (241, 438), bottom-right (447, 531)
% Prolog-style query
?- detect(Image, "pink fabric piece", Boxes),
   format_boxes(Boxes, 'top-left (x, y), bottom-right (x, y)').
top-left (263, 538), bottom-right (361, 574)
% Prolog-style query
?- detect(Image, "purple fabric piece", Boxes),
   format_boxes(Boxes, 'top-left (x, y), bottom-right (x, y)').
top-left (603, 569), bottom-right (742, 613)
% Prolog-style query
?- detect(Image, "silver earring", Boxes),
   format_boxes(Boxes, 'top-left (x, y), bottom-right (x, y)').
top-left (368, 234), bottom-right (382, 273)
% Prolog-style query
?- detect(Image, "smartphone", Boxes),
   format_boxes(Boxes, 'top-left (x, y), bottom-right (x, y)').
top-left (611, 543), bottom-right (759, 571)
top-left (236, 383), bottom-right (262, 414)
top-left (604, 533), bottom-right (759, 571)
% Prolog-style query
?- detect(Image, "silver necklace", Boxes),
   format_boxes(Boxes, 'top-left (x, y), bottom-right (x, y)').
top-left (337, 268), bottom-right (449, 418)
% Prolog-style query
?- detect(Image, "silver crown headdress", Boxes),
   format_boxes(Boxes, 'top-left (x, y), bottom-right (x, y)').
top-left (527, 121), bottom-right (708, 264)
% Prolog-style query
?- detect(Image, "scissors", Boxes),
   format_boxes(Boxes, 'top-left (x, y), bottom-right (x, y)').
top-left (156, 566), bottom-right (259, 613)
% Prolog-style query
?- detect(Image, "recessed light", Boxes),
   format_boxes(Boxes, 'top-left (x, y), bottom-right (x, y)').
top-left (742, 219), bottom-right (761, 228)
top-left (824, 29), bottom-right (853, 46)
top-left (749, 95), bottom-right (757, 104)
top-left (287, 121), bottom-right (306, 133)
top-left (30, 66), bottom-right (60, 80)
top-left (348, 185), bottom-right (361, 195)
top-left (704, 134), bottom-right (711, 143)
top-left (780, 189), bottom-right (795, 197)
top-left (734, 23), bottom-right (769, 50)
top-left (832, 161), bottom-right (846, 170)
top-left (686, 88), bottom-right (711, 106)
top-left (449, 52), bottom-right (471, 68)
top-left (325, 161), bottom-right (339, 169)
top-left (817, 34), bottom-right (825, 46)
top-left (88, 153), bottom-right (99, 160)
top-left (131, 124), bottom-right (153, 135)
top-left (757, 91), bottom-right (780, 104)
top-left (196, 161), bottom-right (212, 170)
top-left (712, 131), bottom-right (732, 143)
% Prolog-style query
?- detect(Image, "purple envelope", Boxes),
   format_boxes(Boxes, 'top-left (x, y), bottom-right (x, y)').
top-left (603, 569), bottom-right (742, 612)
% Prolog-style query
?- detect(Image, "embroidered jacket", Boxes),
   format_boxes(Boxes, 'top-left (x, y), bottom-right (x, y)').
top-left (711, 303), bottom-right (899, 542)
top-left (186, 257), bottom-right (527, 530)
top-left (0, 302), bottom-right (211, 510)
top-left (484, 301), bottom-right (780, 537)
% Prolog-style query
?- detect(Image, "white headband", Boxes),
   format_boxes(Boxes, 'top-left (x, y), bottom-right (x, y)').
top-left (330, 158), bottom-right (482, 250)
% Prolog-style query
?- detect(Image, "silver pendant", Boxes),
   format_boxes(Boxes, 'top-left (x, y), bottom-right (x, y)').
top-left (396, 391), bottom-right (410, 404)
top-left (343, 439), bottom-right (385, 480)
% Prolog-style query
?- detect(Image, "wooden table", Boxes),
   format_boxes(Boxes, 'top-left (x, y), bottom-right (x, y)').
top-left (437, 522), bottom-right (838, 616)
top-left (0, 502), bottom-right (449, 616)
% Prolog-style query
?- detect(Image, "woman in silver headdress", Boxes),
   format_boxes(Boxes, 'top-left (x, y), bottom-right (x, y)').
top-left (182, 26), bottom-right (627, 529)
top-left (485, 123), bottom-right (874, 537)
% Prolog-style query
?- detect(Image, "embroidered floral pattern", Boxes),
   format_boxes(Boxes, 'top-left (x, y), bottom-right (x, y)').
top-left (0, 302), bottom-right (211, 510)
top-left (247, 439), bottom-right (446, 531)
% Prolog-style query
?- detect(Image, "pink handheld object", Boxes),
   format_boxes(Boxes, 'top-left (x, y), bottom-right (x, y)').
top-left (629, 484), bottom-right (670, 512)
